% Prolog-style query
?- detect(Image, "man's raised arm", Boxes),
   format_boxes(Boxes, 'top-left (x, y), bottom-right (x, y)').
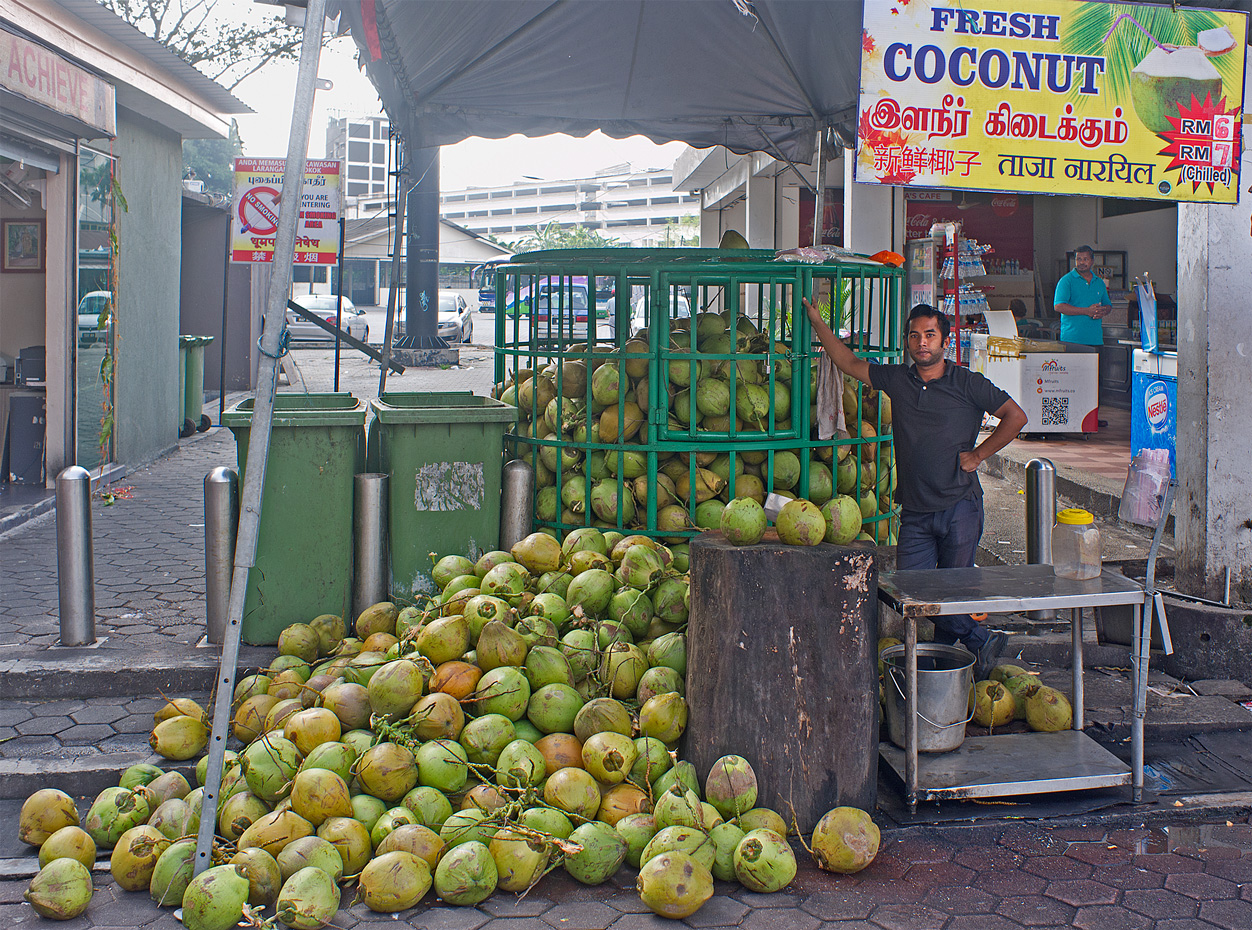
top-left (803, 297), bottom-right (872, 386)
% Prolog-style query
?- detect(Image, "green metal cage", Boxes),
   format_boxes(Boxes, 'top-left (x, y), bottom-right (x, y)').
top-left (492, 249), bottom-right (904, 544)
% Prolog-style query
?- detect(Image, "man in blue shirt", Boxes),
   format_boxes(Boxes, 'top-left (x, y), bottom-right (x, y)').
top-left (1054, 245), bottom-right (1113, 346)
top-left (805, 299), bottom-right (1029, 679)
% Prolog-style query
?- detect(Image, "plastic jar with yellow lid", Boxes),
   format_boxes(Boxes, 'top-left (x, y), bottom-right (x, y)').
top-left (1052, 508), bottom-right (1101, 580)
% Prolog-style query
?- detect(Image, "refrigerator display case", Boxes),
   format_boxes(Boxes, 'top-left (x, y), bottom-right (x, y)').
top-left (972, 310), bottom-right (1099, 435)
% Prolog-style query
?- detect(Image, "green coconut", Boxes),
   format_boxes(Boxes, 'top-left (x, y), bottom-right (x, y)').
top-left (149, 838), bottom-right (197, 907)
top-left (433, 840), bottom-right (498, 906)
top-left (564, 820), bottom-right (628, 884)
top-left (20, 789), bottom-right (79, 847)
top-left (811, 806), bottom-right (881, 873)
top-left (733, 828), bottom-right (797, 893)
top-left (972, 680), bottom-right (1016, 730)
top-left (1025, 685), bottom-right (1073, 732)
top-left (358, 850), bottom-right (432, 912)
top-left (637, 851), bottom-right (714, 919)
top-left (181, 864), bottom-right (250, 930)
top-left (24, 858), bottom-right (93, 921)
top-left (275, 865), bottom-right (340, 929)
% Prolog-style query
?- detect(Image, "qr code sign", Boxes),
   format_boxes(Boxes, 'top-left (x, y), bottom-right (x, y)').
top-left (1041, 396), bottom-right (1069, 425)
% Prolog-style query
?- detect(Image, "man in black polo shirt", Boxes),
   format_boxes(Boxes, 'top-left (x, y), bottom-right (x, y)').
top-left (804, 299), bottom-right (1029, 678)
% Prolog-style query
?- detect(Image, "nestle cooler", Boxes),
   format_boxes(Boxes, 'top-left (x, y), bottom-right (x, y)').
top-left (1131, 349), bottom-right (1177, 478)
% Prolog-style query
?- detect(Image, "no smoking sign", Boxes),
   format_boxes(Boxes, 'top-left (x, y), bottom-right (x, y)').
top-left (230, 158), bottom-right (340, 264)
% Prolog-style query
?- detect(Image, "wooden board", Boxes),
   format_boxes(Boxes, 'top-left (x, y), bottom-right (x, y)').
top-left (684, 532), bottom-right (878, 831)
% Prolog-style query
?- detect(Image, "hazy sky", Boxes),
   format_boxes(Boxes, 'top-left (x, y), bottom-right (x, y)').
top-left (231, 33), bottom-right (687, 191)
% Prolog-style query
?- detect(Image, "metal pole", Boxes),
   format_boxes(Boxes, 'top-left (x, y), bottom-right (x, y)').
top-left (204, 467), bottom-right (239, 645)
top-left (218, 213), bottom-right (231, 424)
top-left (1025, 457), bottom-right (1056, 621)
top-left (55, 466), bottom-right (95, 646)
top-left (378, 161), bottom-right (407, 396)
top-left (194, 0), bottom-right (329, 877)
top-left (811, 128), bottom-right (826, 246)
top-left (353, 473), bottom-right (389, 618)
top-left (499, 458), bottom-right (536, 550)
top-left (333, 217), bottom-right (345, 392)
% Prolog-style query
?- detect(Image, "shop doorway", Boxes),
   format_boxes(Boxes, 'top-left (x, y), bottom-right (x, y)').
top-left (76, 146), bottom-right (116, 473)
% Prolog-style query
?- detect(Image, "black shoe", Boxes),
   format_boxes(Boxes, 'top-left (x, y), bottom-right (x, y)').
top-left (972, 631), bottom-right (1009, 681)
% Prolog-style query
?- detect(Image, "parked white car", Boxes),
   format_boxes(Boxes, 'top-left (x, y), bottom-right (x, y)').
top-left (77, 291), bottom-right (113, 347)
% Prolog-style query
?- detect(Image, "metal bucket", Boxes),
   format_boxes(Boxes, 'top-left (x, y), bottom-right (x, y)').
top-left (882, 643), bottom-right (975, 753)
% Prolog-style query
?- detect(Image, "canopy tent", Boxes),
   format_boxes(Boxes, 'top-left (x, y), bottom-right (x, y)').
top-left (333, 0), bottom-right (864, 163)
top-left (333, 0), bottom-right (1251, 165)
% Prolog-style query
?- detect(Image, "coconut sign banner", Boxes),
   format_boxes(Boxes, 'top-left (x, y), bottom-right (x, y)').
top-left (856, 0), bottom-right (1246, 203)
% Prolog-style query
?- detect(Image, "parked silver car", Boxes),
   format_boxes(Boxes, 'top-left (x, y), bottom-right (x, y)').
top-left (438, 291), bottom-right (473, 343)
top-left (286, 294), bottom-right (368, 342)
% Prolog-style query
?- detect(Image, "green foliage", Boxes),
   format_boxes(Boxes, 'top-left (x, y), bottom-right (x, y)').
top-left (183, 121), bottom-right (243, 194)
top-left (101, 0), bottom-right (318, 90)
top-left (509, 221), bottom-right (623, 252)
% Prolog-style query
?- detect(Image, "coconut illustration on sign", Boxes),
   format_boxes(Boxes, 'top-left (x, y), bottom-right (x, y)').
top-left (1106, 14), bottom-right (1237, 134)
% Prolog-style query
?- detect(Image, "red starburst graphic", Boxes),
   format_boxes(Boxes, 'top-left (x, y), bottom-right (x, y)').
top-left (1156, 93), bottom-right (1242, 193)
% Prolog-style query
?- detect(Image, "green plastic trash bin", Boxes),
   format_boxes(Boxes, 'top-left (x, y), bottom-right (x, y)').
top-left (178, 336), bottom-right (192, 437)
top-left (184, 335), bottom-right (214, 433)
top-left (368, 391), bottom-right (515, 598)
top-left (222, 393), bottom-right (367, 644)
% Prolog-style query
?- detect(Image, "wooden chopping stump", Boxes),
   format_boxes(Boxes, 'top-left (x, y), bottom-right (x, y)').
top-left (684, 531), bottom-right (877, 832)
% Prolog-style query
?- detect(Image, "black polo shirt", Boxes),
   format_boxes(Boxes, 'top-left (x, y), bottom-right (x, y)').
top-left (868, 361), bottom-right (1011, 513)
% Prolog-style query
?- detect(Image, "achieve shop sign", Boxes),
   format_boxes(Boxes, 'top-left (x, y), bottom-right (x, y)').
top-left (230, 158), bottom-right (341, 264)
top-left (856, 1), bottom-right (1245, 203)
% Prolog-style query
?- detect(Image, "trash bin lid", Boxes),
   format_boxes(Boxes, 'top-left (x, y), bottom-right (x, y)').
top-left (223, 392), bottom-right (367, 428)
top-left (370, 391), bottom-right (515, 425)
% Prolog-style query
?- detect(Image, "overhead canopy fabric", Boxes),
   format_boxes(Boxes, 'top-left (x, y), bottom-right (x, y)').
top-left (334, 0), bottom-right (1252, 164)
top-left (334, 0), bottom-right (864, 162)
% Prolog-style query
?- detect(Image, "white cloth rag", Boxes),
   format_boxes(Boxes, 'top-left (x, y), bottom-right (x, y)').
top-left (815, 353), bottom-right (849, 442)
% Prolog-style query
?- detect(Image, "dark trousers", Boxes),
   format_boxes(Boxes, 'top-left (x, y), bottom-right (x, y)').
top-left (896, 496), bottom-right (988, 649)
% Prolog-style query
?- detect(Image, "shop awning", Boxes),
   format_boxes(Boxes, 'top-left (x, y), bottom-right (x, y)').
top-left (333, 0), bottom-right (1251, 164)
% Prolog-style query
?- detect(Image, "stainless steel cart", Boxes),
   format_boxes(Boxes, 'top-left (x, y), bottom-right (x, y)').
top-left (877, 564), bottom-right (1150, 812)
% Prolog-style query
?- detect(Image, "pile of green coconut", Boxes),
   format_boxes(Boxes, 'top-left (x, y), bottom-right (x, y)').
top-left (19, 529), bottom-right (881, 927)
top-left (496, 305), bottom-right (897, 546)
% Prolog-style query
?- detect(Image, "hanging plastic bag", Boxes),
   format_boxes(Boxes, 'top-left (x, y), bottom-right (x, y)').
top-left (1119, 449), bottom-right (1171, 526)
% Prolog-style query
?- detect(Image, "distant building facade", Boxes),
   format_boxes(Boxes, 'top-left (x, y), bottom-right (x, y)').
top-left (441, 164), bottom-right (701, 247)
top-left (325, 113), bottom-right (392, 199)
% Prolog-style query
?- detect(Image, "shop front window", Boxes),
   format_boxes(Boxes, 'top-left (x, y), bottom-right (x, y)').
top-left (76, 146), bottom-right (116, 472)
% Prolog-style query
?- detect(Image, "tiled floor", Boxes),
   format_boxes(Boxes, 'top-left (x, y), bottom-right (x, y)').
top-left (1009, 405), bottom-right (1133, 481)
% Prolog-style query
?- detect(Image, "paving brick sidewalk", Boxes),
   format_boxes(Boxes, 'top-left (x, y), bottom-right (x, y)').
top-left (3, 819), bottom-right (1251, 928)
top-left (0, 428), bottom-right (233, 653)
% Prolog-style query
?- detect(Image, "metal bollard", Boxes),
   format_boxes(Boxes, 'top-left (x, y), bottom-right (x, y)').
top-left (499, 458), bottom-right (535, 550)
top-left (353, 473), bottom-right (389, 619)
top-left (204, 467), bottom-right (239, 644)
top-left (1025, 458), bottom-right (1057, 621)
top-left (55, 466), bottom-right (96, 645)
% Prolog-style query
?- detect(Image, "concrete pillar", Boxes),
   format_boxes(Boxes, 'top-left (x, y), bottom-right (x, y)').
top-left (700, 204), bottom-right (721, 250)
top-left (1176, 144), bottom-right (1252, 606)
top-left (404, 144), bottom-right (440, 343)
top-left (842, 148), bottom-right (905, 255)
top-left (745, 170), bottom-right (775, 248)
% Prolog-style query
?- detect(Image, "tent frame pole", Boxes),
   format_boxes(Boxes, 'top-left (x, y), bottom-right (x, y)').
top-left (193, 0), bottom-right (330, 877)
top-left (812, 128), bottom-right (826, 246)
